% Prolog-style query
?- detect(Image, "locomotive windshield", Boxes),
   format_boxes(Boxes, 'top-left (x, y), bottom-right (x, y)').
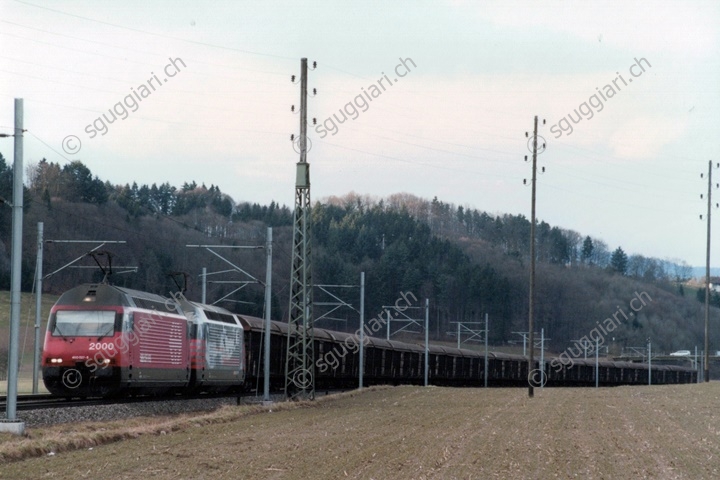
top-left (52, 310), bottom-right (116, 337)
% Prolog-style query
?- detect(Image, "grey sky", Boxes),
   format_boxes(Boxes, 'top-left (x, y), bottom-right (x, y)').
top-left (1, 0), bottom-right (718, 265)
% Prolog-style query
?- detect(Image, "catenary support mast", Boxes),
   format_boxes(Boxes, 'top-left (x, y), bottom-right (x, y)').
top-left (285, 58), bottom-right (315, 400)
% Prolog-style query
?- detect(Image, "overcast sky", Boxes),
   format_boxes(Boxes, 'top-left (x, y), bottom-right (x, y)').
top-left (1, 0), bottom-right (719, 266)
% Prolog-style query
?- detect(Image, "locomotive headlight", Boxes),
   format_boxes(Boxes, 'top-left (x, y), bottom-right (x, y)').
top-left (50, 358), bottom-right (63, 364)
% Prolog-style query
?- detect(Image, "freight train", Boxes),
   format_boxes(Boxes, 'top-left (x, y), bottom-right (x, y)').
top-left (41, 283), bottom-right (697, 398)
top-left (240, 316), bottom-right (697, 391)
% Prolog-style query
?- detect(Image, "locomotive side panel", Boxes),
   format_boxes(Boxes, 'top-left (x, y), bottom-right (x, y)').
top-left (180, 303), bottom-right (246, 390)
top-left (204, 322), bottom-right (244, 383)
top-left (128, 309), bottom-right (189, 385)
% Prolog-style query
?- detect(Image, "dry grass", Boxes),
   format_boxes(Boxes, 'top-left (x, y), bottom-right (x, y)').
top-left (2, 383), bottom-right (720, 479)
top-left (0, 378), bottom-right (49, 395)
top-left (0, 290), bottom-right (58, 388)
top-left (0, 387), bottom-right (391, 465)
top-left (0, 290), bottom-right (57, 335)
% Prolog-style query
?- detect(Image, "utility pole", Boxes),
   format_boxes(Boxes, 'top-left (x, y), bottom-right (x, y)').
top-left (701, 160), bottom-right (718, 383)
top-left (524, 115), bottom-right (547, 397)
top-left (285, 58), bottom-right (315, 400)
top-left (528, 115), bottom-right (538, 398)
top-left (2, 98), bottom-right (24, 434)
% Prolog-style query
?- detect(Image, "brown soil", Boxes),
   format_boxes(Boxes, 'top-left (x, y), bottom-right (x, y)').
top-left (2, 383), bottom-right (719, 479)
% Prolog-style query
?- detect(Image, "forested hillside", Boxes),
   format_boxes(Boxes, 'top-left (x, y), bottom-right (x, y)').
top-left (0, 153), bottom-right (713, 353)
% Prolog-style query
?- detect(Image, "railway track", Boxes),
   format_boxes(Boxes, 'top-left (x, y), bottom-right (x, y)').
top-left (0, 387), bottom-right (348, 414)
top-left (0, 394), bottom-right (76, 412)
top-left (0, 392), bottom-right (258, 413)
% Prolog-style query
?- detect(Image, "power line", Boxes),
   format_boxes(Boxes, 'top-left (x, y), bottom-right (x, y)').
top-left (1, 20), bottom-right (288, 77)
top-left (0, 31), bottom-right (290, 88)
top-left (25, 131), bottom-right (74, 163)
top-left (12, 0), bottom-right (296, 61)
top-left (539, 181), bottom-right (691, 214)
top-left (316, 140), bottom-right (523, 179)
top-left (0, 54), bottom-right (289, 101)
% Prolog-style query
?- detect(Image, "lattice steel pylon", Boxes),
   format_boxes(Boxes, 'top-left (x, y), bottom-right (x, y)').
top-left (285, 58), bottom-right (315, 400)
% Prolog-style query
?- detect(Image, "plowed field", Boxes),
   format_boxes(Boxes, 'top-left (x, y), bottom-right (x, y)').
top-left (2, 383), bottom-right (719, 479)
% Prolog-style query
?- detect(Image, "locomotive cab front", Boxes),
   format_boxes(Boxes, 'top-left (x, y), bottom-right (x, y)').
top-left (42, 307), bottom-right (124, 397)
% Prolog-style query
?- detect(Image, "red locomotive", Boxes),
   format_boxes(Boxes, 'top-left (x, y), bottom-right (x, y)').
top-left (41, 283), bottom-right (244, 397)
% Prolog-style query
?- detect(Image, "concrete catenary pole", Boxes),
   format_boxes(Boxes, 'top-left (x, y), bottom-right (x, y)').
top-left (6, 98), bottom-right (24, 425)
top-left (424, 298), bottom-right (429, 387)
top-left (484, 313), bottom-right (489, 389)
top-left (33, 222), bottom-right (43, 394)
top-left (540, 328), bottom-right (544, 389)
top-left (359, 271), bottom-right (365, 389)
top-left (648, 339), bottom-right (652, 386)
top-left (263, 227), bottom-right (272, 403)
top-left (595, 336), bottom-right (599, 388)
top-left (201, 267), bottom-right (207, 304)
